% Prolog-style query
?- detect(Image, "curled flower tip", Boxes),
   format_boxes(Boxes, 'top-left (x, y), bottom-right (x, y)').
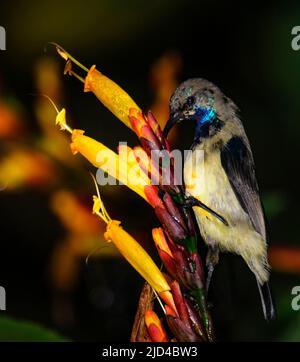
top-left (55, 108), bottom-right (73, 134)
top-left (48, 42), bottom-right (89, 72)
top-left (91, 173), bottom-right (111, 224)
top-left (36, 93), bottom-right (73, 134)
top-left (92, 195), bottom-right (111, 224)
top-left (92, 195), bottom-right (101, 215)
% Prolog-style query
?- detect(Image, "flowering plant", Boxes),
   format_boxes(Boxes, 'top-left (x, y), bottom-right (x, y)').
top-left (50, 44), bottom-right (218, 342)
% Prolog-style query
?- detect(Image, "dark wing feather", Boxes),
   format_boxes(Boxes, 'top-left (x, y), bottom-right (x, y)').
top-left (220, 136), bottom-right (266, 239)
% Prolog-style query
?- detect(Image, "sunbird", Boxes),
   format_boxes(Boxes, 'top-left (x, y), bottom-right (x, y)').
top-left (163, 78), bottom-right (275, 320)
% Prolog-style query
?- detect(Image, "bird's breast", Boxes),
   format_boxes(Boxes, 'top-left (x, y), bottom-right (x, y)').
top-left (183, 145), bottom-right (267, 261)
top-left (184, 145), bottom-right (245, 223)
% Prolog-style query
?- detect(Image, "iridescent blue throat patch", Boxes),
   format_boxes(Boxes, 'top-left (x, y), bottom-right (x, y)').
top-left (194, 106), bottom-right (222, 140)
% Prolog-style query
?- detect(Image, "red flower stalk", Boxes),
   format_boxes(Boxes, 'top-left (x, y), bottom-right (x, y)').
top-left (129, 109), bottom-right (212, 339)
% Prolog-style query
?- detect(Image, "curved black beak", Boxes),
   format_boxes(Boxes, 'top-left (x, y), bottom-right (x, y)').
top-left (163, 112), bottom-right (186, 138)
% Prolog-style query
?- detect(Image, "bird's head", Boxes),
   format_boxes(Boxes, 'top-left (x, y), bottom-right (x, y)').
top-left (163, 78), bottom-right (237, 143)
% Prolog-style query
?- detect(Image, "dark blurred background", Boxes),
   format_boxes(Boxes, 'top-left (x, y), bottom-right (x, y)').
top-left (0, 0), bottom-right (299, 341)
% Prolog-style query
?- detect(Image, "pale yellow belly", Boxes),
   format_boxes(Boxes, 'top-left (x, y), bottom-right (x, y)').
top-left (184, 147), bottom-right (268, 282)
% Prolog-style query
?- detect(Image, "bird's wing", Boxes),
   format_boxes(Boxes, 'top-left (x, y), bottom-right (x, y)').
top-left (220, 135), bottom-right (266, 238)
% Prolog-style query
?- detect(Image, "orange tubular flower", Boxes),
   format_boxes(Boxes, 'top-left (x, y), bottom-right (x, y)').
top-left (84, 65), bottom-right (142, 129)
top-left (0, 101), bottom-right (24, 139)
top-left (145, 310), bottom-right (169, 342)
top-left (269, 246), bottom-right (300, 274)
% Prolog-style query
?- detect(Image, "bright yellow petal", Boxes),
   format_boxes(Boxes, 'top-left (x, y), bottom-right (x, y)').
top-left (70, 129), bottom-right (149, 200)
top-left (84, 65), bottom-right (141, 129)
top-left (104, 220), bottom-right (170, 294)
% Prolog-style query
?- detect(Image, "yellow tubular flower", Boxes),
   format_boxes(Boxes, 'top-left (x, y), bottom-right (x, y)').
top-left (92, 195), bottom-right (170, 294)
top-left (55, 109), bottom-right (150, 201)
top-left (84, 65), bottom-right (142, 129)
top-left (92, 193), bottom-right (178, 315)
top-left (104, 220), bottom-right (170, 294)
top-left (52, 44), bottom-right (141, 129)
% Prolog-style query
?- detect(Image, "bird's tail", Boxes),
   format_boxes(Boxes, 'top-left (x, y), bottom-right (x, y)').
top-left (256, 279), bottom-right (276, 321)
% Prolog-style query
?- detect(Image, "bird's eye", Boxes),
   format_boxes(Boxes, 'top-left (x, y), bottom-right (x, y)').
top-left (186, 96), bottom-right (195, 107)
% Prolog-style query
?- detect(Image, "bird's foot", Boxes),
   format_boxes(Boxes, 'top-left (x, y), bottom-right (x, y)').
top-left (206, 246), bottom-right (219, 294)
top-left (206, 264), bottom-right (214, 294)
